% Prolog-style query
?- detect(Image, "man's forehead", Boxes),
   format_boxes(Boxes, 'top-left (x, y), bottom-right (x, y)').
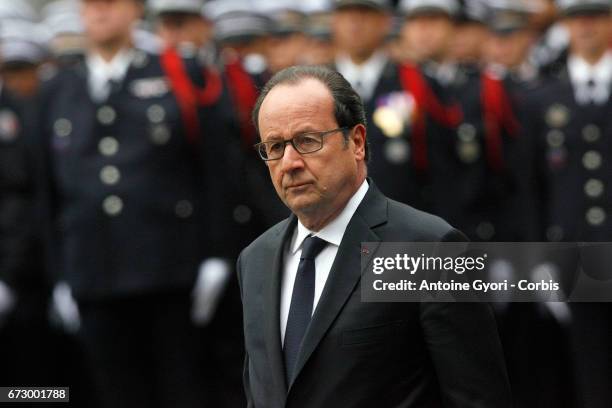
top-left (261, 79), bottom-right (334, 116)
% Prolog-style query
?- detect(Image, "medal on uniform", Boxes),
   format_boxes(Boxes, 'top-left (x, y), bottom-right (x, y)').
top-left (130, 77), bottom-right (170, 99)
top-left (373, 91), bottom-right (415, 138)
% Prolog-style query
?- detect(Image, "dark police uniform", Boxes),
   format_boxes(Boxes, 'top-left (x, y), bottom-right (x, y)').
top-left (335, 58), bottom-right (462, 214)
top-left (524, 53), bottom-right (612, 408)
top-left (443, 64), bottom-right (538, 242)
top-left (35, 47), bottom-right (232, 408)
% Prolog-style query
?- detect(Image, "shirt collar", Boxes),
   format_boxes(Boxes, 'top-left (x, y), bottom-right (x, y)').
top-left (335, 52), bottom-right (388, 101)
top-left (568, 51), bottom-right (612, 86)
top-left (290, 179), bottom-right (369, 254)
top-left (86, 47), bottom-right (135, 84)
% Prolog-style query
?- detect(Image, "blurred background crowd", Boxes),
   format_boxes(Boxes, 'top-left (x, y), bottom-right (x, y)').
top-left (0, 0), bottom-right (610, 407)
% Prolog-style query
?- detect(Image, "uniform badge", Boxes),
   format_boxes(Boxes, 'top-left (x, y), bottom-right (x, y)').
top-left (545, 104), bottom-right (570, 128)
top-left (373, 91), bottom-right (415, 138)
top-left (130, 77), bottom-right (169, 99)
top-left (0, 109), bottom-right (20, 142)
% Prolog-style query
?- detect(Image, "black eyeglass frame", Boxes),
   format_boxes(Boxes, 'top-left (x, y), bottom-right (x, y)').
top-left (254, 127), bottom-right (350, 161)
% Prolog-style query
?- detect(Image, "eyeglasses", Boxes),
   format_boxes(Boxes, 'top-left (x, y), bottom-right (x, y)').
top-left (254, 127), bottom-right (348, 161)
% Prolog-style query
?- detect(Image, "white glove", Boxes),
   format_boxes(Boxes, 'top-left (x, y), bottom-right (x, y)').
top-left (191, 258), bottom-right (231, 326)
top-left (0, 280), bottom-right (16, 327)
top-left (50, 282), bottom-right (81, 333)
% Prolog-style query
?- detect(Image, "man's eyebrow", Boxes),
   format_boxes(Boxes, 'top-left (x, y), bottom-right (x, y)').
top-left (262, 134), bottom-right (284, 142)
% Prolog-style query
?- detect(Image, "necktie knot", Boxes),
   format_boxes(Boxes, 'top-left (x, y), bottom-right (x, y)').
top-left (300, 236), bottom-right (327, 261)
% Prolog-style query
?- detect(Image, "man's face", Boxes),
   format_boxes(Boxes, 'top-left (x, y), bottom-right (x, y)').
top-left (265, 34), bottom-right (307, 73)
top-left (81, 0), bottom-right (142, 45)
top-left (157, 13), bottom-right (212, 49)
top-left (257, 78), bottom-right (366, 217)
top-left (485, 30), bottom-right (534, 69)
top-left (448, 22), bottom-right (488, 63)
top-left (564, 13), bottom-right (612, 57)
top-left (332, 6), bottom-right (390, 58)
top-left (401, 13), bottom-right (455, 63)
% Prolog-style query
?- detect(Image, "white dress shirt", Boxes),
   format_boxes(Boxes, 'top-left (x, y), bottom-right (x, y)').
top-left (568, 51), bottom-right (612, 106)
top-left (86, 48), bottom-right (135, 102)
top-left (280, 180), bottom-right (369, 344)
top-left (335, 52), bottom-right (388, 102)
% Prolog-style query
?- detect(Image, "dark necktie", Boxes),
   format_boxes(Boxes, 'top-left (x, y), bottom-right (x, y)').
top-left (283, 235), bottom-right (327, 384)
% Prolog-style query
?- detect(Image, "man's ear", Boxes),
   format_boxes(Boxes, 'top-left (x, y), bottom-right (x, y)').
top-left (352, 124), bottom-right (367, 161)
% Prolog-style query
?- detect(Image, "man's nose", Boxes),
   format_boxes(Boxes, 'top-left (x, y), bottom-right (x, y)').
top-left (280, 143), bottom-right (305, 173)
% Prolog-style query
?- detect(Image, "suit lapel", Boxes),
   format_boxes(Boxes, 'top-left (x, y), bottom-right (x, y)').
top-left (263, 216), bottom-right (296, 399)
top-left (288, 183), bottom-right (388, 390)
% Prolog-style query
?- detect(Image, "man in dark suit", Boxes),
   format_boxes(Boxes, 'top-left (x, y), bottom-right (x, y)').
top-left (238, 65), bottom-right (511, 408)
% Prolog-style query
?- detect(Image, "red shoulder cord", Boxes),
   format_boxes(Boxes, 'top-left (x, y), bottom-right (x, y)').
top-left (225, 59), bottom-right (259, 147)
top-left (481, 71), bottom-right (520, 172)
top-left (160, 48), bottom-right (223, 144)
top-left (399, 63), bottom-right (463, 172)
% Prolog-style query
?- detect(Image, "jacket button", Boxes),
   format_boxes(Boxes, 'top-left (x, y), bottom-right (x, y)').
top-left (546, 225), bottom-right (563, 242)
top-left (99, 137), bottom-right (119, 156)
top-left (584, 179), bottom-right (604, 198)
top-left (586, 207), bottom-right (606, 227)
top-left (582, 124), bottom-right (601, 143)
top-left (476, 222), bottom-right (495, 241)
top-left (175, 200), bottom-right (194, 218)
top-left (147, 104), bottom-right (166, 123)
top-left (97, 106), bottom-right (117, 125)
top-left (100, 165), bottom-right (121, 185)
top-left (582, 151), bottom-right (602, 171)
top-left (150, 124), bottom-right (171, 145)
top-left (54, 118), bottom-right (72, 137)
top-left (102, 195), bottom-right (123, 216)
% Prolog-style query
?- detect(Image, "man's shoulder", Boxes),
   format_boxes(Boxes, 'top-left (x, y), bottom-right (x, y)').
top-left (382, 198), bottom-right (462, 242)
top-left (239, 217), bottom-right (293, 261)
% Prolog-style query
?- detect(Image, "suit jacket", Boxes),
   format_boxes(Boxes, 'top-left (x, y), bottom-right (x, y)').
top-left (237, 182), bottom-right (512, 408)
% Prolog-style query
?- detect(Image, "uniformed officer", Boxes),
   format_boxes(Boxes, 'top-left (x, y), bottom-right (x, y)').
top-left (34, 0), bottom-right (235, 406)
top-left (434, 0), bottom-right (540, 242)
top-left (300, 0), bottom-right (336, 66)
top-left (398, 0), bottom-right (458, 68)
top-left (0, 19), bottom-right (48, 101)
top-left (524, 1), bottom-right (612, 406)
top-left (211, 1), bottom-right (289, 248)
top-left (149, 0), bottom-right (215, 61)
top-left (448, 0), bottom-right (489, 65)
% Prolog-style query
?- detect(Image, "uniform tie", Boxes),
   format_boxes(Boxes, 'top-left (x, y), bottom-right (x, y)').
top-left (283, 235), bottom-right (327, 384)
